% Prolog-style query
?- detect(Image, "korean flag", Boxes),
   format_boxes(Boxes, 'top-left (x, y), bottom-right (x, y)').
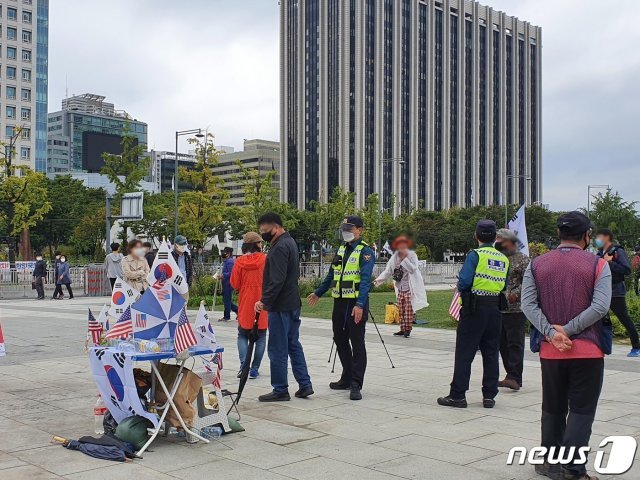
top-left (147, 241), bottom-right (188, 294)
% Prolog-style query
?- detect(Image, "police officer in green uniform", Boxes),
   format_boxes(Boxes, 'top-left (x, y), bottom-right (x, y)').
top-left (438, 220), bottom-right (509, 409)
top-left (308, 216), bottom-right (376, 400)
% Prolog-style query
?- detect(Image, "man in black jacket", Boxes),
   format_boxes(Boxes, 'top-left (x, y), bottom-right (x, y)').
top-left (255, 213), bottom-right (313, 402)
top-left (33, 253), bottom-right (47, 300)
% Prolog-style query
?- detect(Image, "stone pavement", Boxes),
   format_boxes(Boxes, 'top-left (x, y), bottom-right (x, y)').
top-left (0, 296), bottom-right (638, 480)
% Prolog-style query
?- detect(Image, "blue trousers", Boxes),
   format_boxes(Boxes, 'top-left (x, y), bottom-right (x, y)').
top-left (222, 282), bottom-right (237, 319)
top-left (237, 327), bottom-right (267, 370)
top-left (267, 309), bottom-right (312, 393)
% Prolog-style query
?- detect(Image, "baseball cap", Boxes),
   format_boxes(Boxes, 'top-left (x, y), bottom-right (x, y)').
top-left (341, 215), bottom-right (364, 230)
top-left (557, 211), bottom-right (593, 236)
top-left (243, 231), bottom-right (263, 244)
top-left (476, 220), bottom-right (497, 237)
top-left (174, 235), bottom-right (188, 245)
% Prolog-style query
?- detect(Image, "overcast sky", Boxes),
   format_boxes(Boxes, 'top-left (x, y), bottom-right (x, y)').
top-left (50, 0), bottom-right (639, 211)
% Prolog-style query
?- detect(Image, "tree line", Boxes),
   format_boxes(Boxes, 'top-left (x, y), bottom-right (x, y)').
top-left (1, 130), bottom-right (638, 264)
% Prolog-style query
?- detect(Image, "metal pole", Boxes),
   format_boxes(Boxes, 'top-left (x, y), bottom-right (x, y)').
top-left (105, 195), bottom-right (112, 253)
top-left (587, 186), bottom-right (590, 218)
top-left (378, 158), bottom-right (383, 252)
top-left (174, 132), bottom-right (179, 238)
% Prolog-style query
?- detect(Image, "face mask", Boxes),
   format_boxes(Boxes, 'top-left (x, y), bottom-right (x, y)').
top-left (36, 256), bottom-right (42, 261)
top-left (261, 230), bottom-right (274, 243)
top-left (342, 231), bottom-right (355, 242)
top-left (60, 258), bottom-right (66, 263)
top-left (583, 233), bottom-right (592, 250)
top-left (494, 242), bottom-right (504, 252)
top-left (134, 248), bottom-right (146, 258)
top-left (594, 238), bottom-right (604, 249)
top-left (55, 255), bottom-right (60, 260)
top-left (175, 245), bottom-right (186, 253)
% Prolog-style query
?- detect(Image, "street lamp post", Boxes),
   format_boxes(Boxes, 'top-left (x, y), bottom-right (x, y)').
top-left (504, 174), bottom-right (531, 227)
top-left (586, 184), bottom-right (609, 218)
top-left (174, 128), bottom-right (204, 237)
top-left (378, 157), bottom-right (404, 252)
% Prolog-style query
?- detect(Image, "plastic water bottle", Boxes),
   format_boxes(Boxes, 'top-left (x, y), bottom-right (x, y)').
top-left (93, 395), bottom-right (107, 434)
top-left (201, 425), bottom-right (223, 440)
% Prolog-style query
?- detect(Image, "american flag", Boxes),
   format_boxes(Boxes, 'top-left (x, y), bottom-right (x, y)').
top-left (449, 291), bottom-right (462, 322)
top-left (105, 306), bottom-right (133, 339)
top-left (134, 313), bottom-right (147, 328)
top-left (210, 352), bottom-right (223, 389)
top-left (155, 288), bottom-right (171, 301)
top-left (88, 308), bottom-right (103, 345)
top-left (174, 308), bottom-right (197, 354)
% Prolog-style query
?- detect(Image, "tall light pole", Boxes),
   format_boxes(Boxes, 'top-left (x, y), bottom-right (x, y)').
top-left (378, 157), bottom-right (404, 252)
top-left (586, 184), bottom-right (609, 218)
top-left (504, 174), bottom-right (531, 227)
top-left (174, 128), bottom-right (204, 237)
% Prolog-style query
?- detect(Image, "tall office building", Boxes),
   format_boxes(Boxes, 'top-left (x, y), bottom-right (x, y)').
top-left (214, 139), bottom-right (280, 206)
top-left (47, 93), bottom-right (147, 173)
top-left (280, 0), bottom-right (541, 211)
top-left (0, 0), bottom-right (48, 172)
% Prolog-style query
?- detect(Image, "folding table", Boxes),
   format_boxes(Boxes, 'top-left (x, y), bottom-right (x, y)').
top-left (131, 345), bottom-right (225, 457)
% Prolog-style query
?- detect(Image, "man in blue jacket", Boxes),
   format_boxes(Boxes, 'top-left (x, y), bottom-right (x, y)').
top-left (308, 216), bottom-right (375, 400)
top-left (219, 246), bottom-right (237, 321)
top-left (596, 229), bottom-right (640, 357)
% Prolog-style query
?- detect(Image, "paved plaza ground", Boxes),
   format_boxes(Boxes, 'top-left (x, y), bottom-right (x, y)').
top-left (1, 296), bottom-right (639, 479)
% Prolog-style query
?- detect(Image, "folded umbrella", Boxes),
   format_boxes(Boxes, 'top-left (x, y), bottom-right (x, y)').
top-left (64, 439), bottom-right (127, 462)
top-left (228, 311), bottom-right (259, 413)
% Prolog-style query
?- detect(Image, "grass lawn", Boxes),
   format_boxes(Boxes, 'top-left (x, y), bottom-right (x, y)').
top-left (301, 290), bottom-right (458, 330)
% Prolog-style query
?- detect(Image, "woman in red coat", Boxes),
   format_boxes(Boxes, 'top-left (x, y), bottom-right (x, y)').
top-left (230, 232), bottom-right (268, 379)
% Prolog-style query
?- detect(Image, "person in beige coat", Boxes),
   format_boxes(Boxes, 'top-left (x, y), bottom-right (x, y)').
top-left (122, 239), bottom-right (150, 294)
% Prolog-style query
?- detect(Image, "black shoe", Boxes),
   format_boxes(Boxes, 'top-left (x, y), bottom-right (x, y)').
top-left (219, 318), bottom-right (230, 322)
top-left (236, 369), bottom-right (242, 379)
top-left (68, 296), bottom-right (74, 299)
top-left (535, 462), bottom-right (562, 479)
top-left (258, 391), bottom-right (291, 402)
top-left (350, 384), bottom-right (362, 401)
top-left (295, 386), bottom-right (314, 398)
top-left (393, 331), bottom-right (405, 336)
top-left (483, 398), bottom-right (496, 408)
top-left (329, 381), bottom-right (350, 390)
top-left (403, 331), bottom-right (411, 338)
top-left (437, 395), bottom-right (467, 408)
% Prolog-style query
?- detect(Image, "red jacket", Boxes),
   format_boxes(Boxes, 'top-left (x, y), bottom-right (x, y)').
top-left (230, 252), bottom-right (268, 330)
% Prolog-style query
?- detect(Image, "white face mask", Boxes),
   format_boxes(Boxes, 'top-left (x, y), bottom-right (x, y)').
top-left (60, 258), bottom-right (66, 263)
top-left (342, 231), bottom-right (355, 242)
top-left (36, 256), bottom-right (42, 261)
top-left (175, 245), bottom-right (186, 253)
top-left (134, 248), bottom-right (146, 258)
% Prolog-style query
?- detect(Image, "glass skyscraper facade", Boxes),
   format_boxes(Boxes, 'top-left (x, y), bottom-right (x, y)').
top-left (0, 0), bottom-right (48, 172)
top-left (281, 0), bottom-right (541, 211)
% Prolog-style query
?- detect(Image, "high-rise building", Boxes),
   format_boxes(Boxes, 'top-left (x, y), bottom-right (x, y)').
top-left (0, 0), bottom-right (48, 172)
top-left (214, 139), bottom-right (280, 206)
top-left (148, 150), bottom-right (197, 193)
top-left (280, 0), bottom-right (541, 211)
top-left (47, 93), bottom-right (147, 173)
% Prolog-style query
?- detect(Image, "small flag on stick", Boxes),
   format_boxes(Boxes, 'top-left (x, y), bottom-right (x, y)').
top-left (105, 306), bottom-right (133, 340)
top-left (88, 308), bottom-right (103, 346)
top-left (175, 308), bottom-right (197, 354)
top-left (449, 291), bottom-right (462, 322)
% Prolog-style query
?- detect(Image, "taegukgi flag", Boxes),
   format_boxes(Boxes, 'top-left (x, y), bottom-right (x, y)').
top-left (147, 241), bottom-right (188, 295)
top-left (108, 277), bottom-right (138, 319)
top-left (508, 205), bottom-right (530, 257)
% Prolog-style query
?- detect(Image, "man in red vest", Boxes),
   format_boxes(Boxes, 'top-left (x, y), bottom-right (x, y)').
top-left (522, 211), bottom-right (611, 480)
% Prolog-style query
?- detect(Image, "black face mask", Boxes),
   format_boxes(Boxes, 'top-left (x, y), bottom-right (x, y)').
top-left (261, 230), bottom-right (274, 243)
top-left (494, 242), bottom-right (505, 252)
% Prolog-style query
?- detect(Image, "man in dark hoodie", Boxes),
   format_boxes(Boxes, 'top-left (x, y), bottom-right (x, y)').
top-left (255, 213), bottom-right (313, 402)
top-left (51, 251), bottom-right (64, 299)
top-left (33, 253), bottom-right (47, 300)
top-left (104, 243), bottom-right (124, 290)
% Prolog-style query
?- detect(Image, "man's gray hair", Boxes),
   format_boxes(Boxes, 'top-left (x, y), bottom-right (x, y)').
top-left (496, 228), bottom-right (518, 243)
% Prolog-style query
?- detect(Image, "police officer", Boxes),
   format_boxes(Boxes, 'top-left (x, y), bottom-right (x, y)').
top-left (308, 215), bottom-right (375, 400)
top-left (438, 220), bottom-right (509, 409)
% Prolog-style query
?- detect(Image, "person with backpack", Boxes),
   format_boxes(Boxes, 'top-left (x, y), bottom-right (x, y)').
top-left (230, 232), bottom-right (268, 380)
top-left (595, 229), bottom-right (640, 357)
top-left (522, 212), bottom-right (611, 480)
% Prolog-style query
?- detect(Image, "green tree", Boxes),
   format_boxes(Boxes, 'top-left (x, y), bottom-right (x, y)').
top-left (0, 126), bottom-right (52, 263)
top-left (71, 206), bottom-right (108, 259)
top-left (100, 124), bottom-right (149, 197)
top-left (30, 176), bottom-right (104, 257)
top-left (177, 133), bottom-right (228, 246)
top-left (589, 189), bottom-right (640, 245)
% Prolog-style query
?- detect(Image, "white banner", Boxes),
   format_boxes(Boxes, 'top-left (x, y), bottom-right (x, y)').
top-left (508, 205), bottom-right (530, 257)
top-left (89, 347), bottom-right (158, 427)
